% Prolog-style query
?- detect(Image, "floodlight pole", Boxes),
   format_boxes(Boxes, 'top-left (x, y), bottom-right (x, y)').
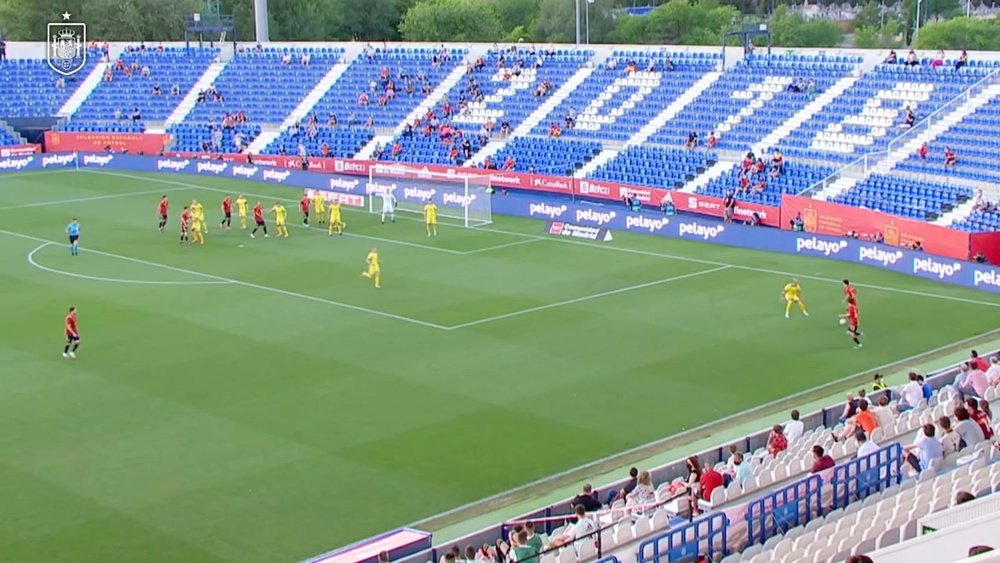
top-left (254, 0), bottom-right (270, 42)
top-left (575, 0), bottom-right (581, 45)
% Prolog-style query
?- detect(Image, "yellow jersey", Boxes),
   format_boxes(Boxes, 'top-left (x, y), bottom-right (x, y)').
top-left (271, 204), bottom-right (287, 224)
top-left (367, 251), bottom-right (380, 270)
top-left (424, 203), bottom-right (438, 223)
top-left (236, 197), bottom-right (248, 216)
top-left (329, 202), bottom-right (342, 221)
top-left (191, 202), bottom-right (205, 221)
top-left (783, 283), bottom-right (802, 299)
top-left (313, 193), bottom-right (326, 211)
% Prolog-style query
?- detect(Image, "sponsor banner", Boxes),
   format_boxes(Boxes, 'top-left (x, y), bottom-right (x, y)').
top-left (0, 155), bottom-right (39, 171)
top-left (574, 178), bottom-right (780, 227)
top-left (969, 232), bottom-right (1000, 267)
top-left (0, 144), bottom-right (41, 157)
top-left (781, 194), bottom-right (971, 260)
top-left (45, 131), bottom-right (172, 154)
top-left (303, 189), bottom-right (365, 208)
top-left (546, 221), bottom-right (612, 241)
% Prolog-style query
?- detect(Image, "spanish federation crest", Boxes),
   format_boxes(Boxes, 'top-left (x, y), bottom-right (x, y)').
top-left (47, 21), bottom-right (87, 76)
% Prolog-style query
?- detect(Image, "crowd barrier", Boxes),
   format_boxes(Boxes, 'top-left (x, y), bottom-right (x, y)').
top-left (3, 152), bottom-right (999, 294)
top-left (636, 512), bottom-right (728, 563)
top-left (745, 474), bottom-right (824, 546)
top-left (829, 443), bottom-right (903, 509)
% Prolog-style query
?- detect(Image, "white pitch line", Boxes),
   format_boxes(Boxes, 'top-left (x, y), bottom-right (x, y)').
top-left (470, 225), bottom-right (1000, 310)
top-left (460, 238), bottom-right (543, 255)
top-left (0, 229), bottom-right (450, 331)
top-left (27, 243), bottom-right (232, 286)
top-left (0, 185), bottom-right (192, 212)
top-left (444, 266), bottom-right (731, 330)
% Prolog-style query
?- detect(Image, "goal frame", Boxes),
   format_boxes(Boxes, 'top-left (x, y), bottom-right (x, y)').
top-left (366, 163), bottom-right (492, 227)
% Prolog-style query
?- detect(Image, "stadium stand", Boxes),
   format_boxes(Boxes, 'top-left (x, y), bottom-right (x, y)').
top-left (896, 96), bottom-right (1000, 184)
top-left (0, 57), bottom-right (100, 118)
top-left (832, 173), bottom-right (973, 221)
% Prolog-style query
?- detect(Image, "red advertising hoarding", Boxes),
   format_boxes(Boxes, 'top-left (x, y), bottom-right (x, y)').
top-left (970, 232), bottom-right (1000, 265)
top-left (781, 194), bottom-right (972, 260)
top-left (0, 144), bottom-right (41, 157)
top-left (46, 131), bottom-right (172, 154)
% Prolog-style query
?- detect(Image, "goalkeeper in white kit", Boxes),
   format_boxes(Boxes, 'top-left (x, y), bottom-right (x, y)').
top-left (380, 191), bottom-right (397, 224)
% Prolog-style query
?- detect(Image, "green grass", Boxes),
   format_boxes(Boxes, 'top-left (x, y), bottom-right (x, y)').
top-left (1, 169), bottom-right (999, 563)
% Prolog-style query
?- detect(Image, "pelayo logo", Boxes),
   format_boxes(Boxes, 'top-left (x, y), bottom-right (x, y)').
top-left (973, 270), bottom-right (1000, 288)
top-left (403, 186), bottom-right (435, 200)
top-left (443, 192), bottom-right (476, 207)
top-left (529, 203), bottom-right (568, 218)
top-left (231, 165), bottom-right (258, 179)
top-left (796, 237), bottom-right (847, 256)
top-left (678, 222), bottom-right (724, 240)
top-left (196, 161), bottom-right (227, 174)
top-left (156, 158), bottom-right (190, 171)
top-left (366, 181), bottom-right (396, 195)
top-left (329, 177), bottom-right (360, 191)
top-left (82, 154), bottom-right (113, 167)
top-left (0, 156), bottom-right (34, 170)
top-left (858, 246), bottom-right (904, 267)
top-left (913, 257), bottom-right (962, 280)
top-left (625, 215), bottom-right (668, 232)
top-left (42, 153), bottom-right (76, 167)
top-left (575, 208), bottom-right (616, 226)
top-left (262, 169), bottom-right (291, 183)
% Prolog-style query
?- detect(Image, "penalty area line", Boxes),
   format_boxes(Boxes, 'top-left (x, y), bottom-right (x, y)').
top-left (444, 265), bottom-right (731, 330)
top-left (0, 229), bottom-right (450, 331)
top-left (27, 242), bottom-right (232, 286)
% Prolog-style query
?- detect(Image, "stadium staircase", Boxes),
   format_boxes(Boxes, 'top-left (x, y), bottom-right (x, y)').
top-left (56, 62), bottom-right (108, 118)
top-left (751, 74), bottom-right (860, 156)
top-left (158, 61), bottom-right (228, 131)
top-left (575, 70), bottom-right (723, 179)
top-left (467, 66), bottom-right (598, 167)
top-left (0, 119), bottom-right (26, 145)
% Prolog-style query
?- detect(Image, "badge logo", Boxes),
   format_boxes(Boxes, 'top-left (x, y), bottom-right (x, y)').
top-left (47, 14), bottom-right (87, 76)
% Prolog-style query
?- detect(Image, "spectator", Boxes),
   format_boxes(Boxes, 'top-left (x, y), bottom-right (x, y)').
top-left (281, 51), bottom-right (292, 65)
top-left (790, 212), bottom-right (804, 231)
top-left (905, 49), bottom-right (919, 66)
top-left (848, 556), bottom-right (875, 563)
top-left (956, 50), bottom-right (968, 71)
top-left (839, 392), bottom-right (860, 422)
top-left (572, 484), bottom-right (602, 512)
top-left (872, 373), bottom-right (888, 392)
top-left (706, 131), bottom-right (717, 150)
top-left (474, 544), bottom-right (494, 563)
top-left (547, 505), bottom-right (594, 549)
top-left (945, 146), bottom-right (958, 169)
top-left (856, 429), bottom-right (880, 458)
top-left (939, 416), bottom-right (962, 456)
top-left (917, 375), bottom-right (932, 401)
top-left (964, 361), bottom-right (989, 399)
top-left (898, 372), bottom-right (923, 412)
top-left (873, 395), bottom-right (896, 430)
top-left (140, 65), bottom-right (150, 77)
top-left (700, 463), bottom-right (724, 502)
top-left (301, 52), bottom-right (310, 66)
top-left (524, 522), bottom-right (543, 554)
top-left (767, 424), bottom-right (788, 456)
top-left (901, 106), bottom-right (916, 129)
top-left (971, 350), bottom-right (990, 372)
top-left (954, 405), bottom-right (986, 449)
top-left (785, 409), bottom-right (805, 443)
top-left (883, 50), bottom-right (897, 64)
top-left (966, 398), bottom-right (994, 440)
top-left (837, 400), bottom-right (877, 442)
top-left (0, 38), bottom-right (6, 61)
top-left (810, 445), bottom-right (835, 474)
top-left (512, 530), bottom-right (537, 562)
top-left (955, 491), bottom-right (976, 505)
top-left (606, 467), bottom-right (638, 505)
top-left (904, 423), bottom-right (943, 473)
top-left (626, 470), bottom-right (655, 510)
top-left (731, 451), bottom-right (751, 487)
top-left (605, 57), bottom-right (617, 71)
top-left (723, 190), bottom-right (735, 223)
top-left (931, 50), bottom-right (944, 68)
top-left (685, 131), bottom-right (698, 150)
top-left (987, 356), bottom-right (1000, 385)
top-left (55, 76), bottom-right (65, 89)
top-left (771, 149), bottom-right (784, 176)
top-left (918, 142), bottom-right (929, 161)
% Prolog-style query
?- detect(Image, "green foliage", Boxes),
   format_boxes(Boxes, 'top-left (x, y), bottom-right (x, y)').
top-left (506, 24), bottom-right (532, 42)
top-left (337, 0), bottom-right (401, 40)
top-left (399, 0), bottom-right (503, 42)
top-left (915, 16), bottom-right (1000, 50)
top-left (852, 1), bottom-right (882, 31)
top-left (533, 0), bottom-right (617, 43)
top-left (769, 5), bottom-right (843, 47)
top-left (853, 20), bottom-right (903, 49)
top-left (612, 0), bottom-right (738, 45)
top-left (0, 0), bottom-right (204, 41)
top-left (494, 0), bottom-right (539, 35)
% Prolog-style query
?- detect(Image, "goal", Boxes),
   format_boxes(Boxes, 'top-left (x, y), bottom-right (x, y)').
top-left (367, 164), bottom-right (493, 227)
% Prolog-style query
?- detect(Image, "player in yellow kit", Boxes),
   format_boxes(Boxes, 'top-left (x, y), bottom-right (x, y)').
top-left (190, 199), bottom-right (206, 244)
top-left (361, 246), bottom-right (381, 289)
top-left (424, 200), bottom-right (438, 237)
top-left (312, 192), bottom-right (326, 224)
top-left (235, 194), bottom-right (248, 229)
top-left (782, 278), bottom-right (809, 319)
top-left (271, 201), bottom-right (289, 237)
top-left (327, 201), bottom-right (346, 235)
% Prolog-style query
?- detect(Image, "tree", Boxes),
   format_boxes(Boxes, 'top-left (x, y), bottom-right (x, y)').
top-left (612, 0), bottom-right (738, 46)
top-left (852, 0), bottom-right (882, 31)
top-left (0, 0), bottom-right (85, 40)
top-left (854, 20), bottom-right (903, 48)
top-left (80, 0), bottom-right (202, 41)
top-left (337, 0), bottom-right (401, 40)
top-left (768, 5), bottom-right (843, 47)
top-left (493, 0), bottom-right (539, 35)
top-left (399, 0), bottom-right (503, 42)
top-left (915, 16), bottom-right (1000, 50)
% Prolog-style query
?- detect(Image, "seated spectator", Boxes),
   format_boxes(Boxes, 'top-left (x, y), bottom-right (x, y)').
top-left (113, 107), bottom-right (122, 120)
top-left (945, 146), bottom-right (958, 168)
top-left (918, 142), bottom-right (929, 161)
top-left (806, 79), bottom-right (817, 97)
top-left (911, 241), bottom-right (923, 252)
top-left (548, 123), bottom-right (561, 138)
top-left (856, 429), bottom-right (880, 458)
top-left (700, 464), bottom-right (724, 502)
top-left (738, 174), bottom-right (750, 194)
top-left (523, 522), bottom-right (543, 554)
top-left (140, 65), bottom-right (150, 77)
top-left (785, 409), bottom-right (805, 442)
top-left (971, 350), bottom-right (990, 371)
top-left (931, 50), bottom-right (944, 68)
top-left (954, 405), bottom-right (986, 449)
top-left (511, 530), bottom-right (537, 562)
top-left (605, 467), bottom-right (638, 505)
top-left (955, 491), bottom-right (976, 505)
top-left (872, 394), bottom-right (895, 429)
top-left (731, 451), bottom-right (751, 487)
top-left (767, 425), bottom-right (788, 456)
top-left (839, 392), bottom-right (860, 422)
top-left (572, 483), bottom-right (602, 512)
top-left (938, 416), bottom-right (961, 456)
top-left (898, 372), bottom-right (923, 412)
top-left (966, 398), bottom-right (994, 440)
top-left (502, 156), bottom-right (515, 171)
top-left (901, 106), bottom-right (916, 129)
top-left (151, 84), bottom-right (162, 96)
top-left (905, 49), bottom-right (919, 66)
top-left (547, 505), bottom-right (595, 549)
top-left (625, 60), bottom-right (637, 75)
top-left (810, 445), bottom-right (835, 474)
top-left (645, 59), bottom-right (656, 73)
top-left (787, 78), bottom-right (807, 93)
top-left (358, 92), bottom-right (369, 106)
top-left (170, 83), bottom-right (180, 96)
top-left (685, 131), bottom-right (698, 150)
top-left (917, 374), bottom-right (932, 401)
top-left (301, 52), bottom-right (310, 66)
top-left (956, 49), bottom-right (968, 70)
top-left (605, 57), bottom-right (617, 71)
top-left (706, 131), bottom-right (717, 150)
top-left (753, 178), bottom-right (766, 195)
top-left (964, 361), bottom-right (989, 399)
top-left (904, 423), bottom-right (943, 473)
top-left (626, 470), bottom-right (655, 509)
top-left (884, 50), bottom-right (897, 64)
top-left (836, 400), bottom-right (877, 441)
top-left (986, 355), bottom-right (1000, 385)
top-left (281, 52), bottom-right (292, 65)
top-left (770, 149), bottom-right (784, 176)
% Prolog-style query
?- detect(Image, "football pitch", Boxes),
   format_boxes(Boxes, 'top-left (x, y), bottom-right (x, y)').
top-left (2, 168), bottom-right (1000, 563)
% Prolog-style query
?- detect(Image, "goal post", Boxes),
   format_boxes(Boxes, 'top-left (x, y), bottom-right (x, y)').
top-left (367, 164), bottom-right (493, 227)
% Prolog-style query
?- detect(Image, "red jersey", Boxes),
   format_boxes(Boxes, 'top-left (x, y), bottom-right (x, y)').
top-left (253, 204), bottom-right (264, 222)
top-left (159, 198), bottom-right (169, 215)
top-left (844, 285), bottom-right (857, 302)
top-left (847, 303), bottom-right (859, 325)
top-left (299, 196), bottom-right (310, 213)
top-left (222, 197), bottom-right (232, 213)
top-left (180, 209), bottom-right (190, 227)
top-left (65, 311), bottom-right (78, 337)
top-left (972, 357), bottom-right (990, 372)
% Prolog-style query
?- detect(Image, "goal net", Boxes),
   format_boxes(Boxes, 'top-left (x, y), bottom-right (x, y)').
top-left (367, 164), bottom-right (493, 227)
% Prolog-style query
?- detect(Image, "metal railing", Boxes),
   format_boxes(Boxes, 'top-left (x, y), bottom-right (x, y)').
top-left (636, 512), bottom-right (728, 563)
top-left (745, 474), bottom-right (824, 545)
top-left (830, 443), bottom-right (903, 509)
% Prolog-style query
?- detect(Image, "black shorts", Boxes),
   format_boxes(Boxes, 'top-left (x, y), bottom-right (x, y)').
top-left (66, 334), bottom-right (80, 343)
top-left (224, 212), bottom-right (232, 219)
top-left (256, 220), bottom-right (265, 226)
top-left (849, 323), bottom-right (860, 334)
top-left (302, 209), bottom-right (309, 216)
top-left (160, 213), bottom-right (168, 220)
top-left (69, 235), bottom-right (79, 244)
top-left (181, 225), bottom-right (189, 233)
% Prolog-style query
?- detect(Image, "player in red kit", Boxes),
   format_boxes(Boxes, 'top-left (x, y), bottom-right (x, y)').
top-left (220, 195), bottom-right (233, 230)
top-left (180, 206), bottom-right (191, 244)
top-left (63, 306), bottom-right (80, 359)
top-left (251, 201), bottom-right (268, 238)
top-left (299, 194), bottom-right (311, 226)
top-left (839, 297), bottom-right (862, 349)
top-left (157, 195), bottom-right (169, 232)
top-left (842, 279), bottom-right (857, 303)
